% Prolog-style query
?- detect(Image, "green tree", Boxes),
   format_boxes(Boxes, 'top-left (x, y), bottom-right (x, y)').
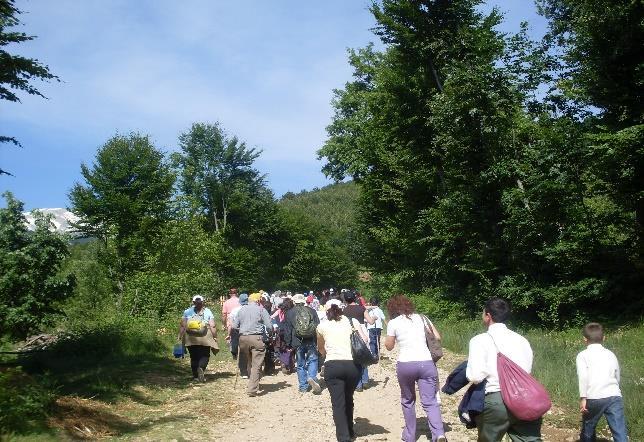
top-left (0, 0), bottom-right (58, 175)
top-left (174, 122), bottom-right (295, 288)
top-left (173, 122), bottom-right (263, 233)
top-left (0, 192), bottom-right (74, 339)
top-left (319, 0), bottom-right (642, 324)
top-left (68, 133), bottom-right (175, 301)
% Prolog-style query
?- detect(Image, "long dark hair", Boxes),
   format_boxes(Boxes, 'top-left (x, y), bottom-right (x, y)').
top-left (326, 304), bottom-right (343, 321)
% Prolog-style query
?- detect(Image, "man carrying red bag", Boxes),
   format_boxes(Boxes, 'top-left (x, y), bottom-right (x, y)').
top-left (466, 298), bottom-right (543, 442)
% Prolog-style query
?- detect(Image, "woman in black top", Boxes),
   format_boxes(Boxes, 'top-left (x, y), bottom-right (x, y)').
top-left (342, 291), bottom-right (375, 391)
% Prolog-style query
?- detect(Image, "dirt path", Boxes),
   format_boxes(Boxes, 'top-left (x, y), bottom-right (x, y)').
top-left (196, 347), bottom-right (578, 442)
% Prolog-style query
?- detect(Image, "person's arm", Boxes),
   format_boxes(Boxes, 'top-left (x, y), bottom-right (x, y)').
top-left (384, 335), bottom-right (395, 351)
top-left (221, 303), bottom-right (228, 328)
top-left (261, 308), bottom-right (273, 334)
top-left (363, 309), bottom-right (376, 325)
top-left (576, 353), bottom-right (589, 412)
top-left (465, 336), bottom-right (488, 384)
top-left (208, 317), bottom-right (217, 337)
top-left (317, 331), bottom-right (326, 358)
top-left (232, 308), bottom-right (241, 331)
top-left (178, 317), bottom-right (187, 341)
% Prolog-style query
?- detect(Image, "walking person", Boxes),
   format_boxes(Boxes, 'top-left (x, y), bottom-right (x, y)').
top-left (342, 290), bottom-right (375, 391)
top-left (317, 303), bottom-right (367, 442)
top-left (232, 292), bottom-right (273, 396)
top-left (177, 295), bottom-right (219, 382)
top-left (286, 293), bottom-right (322, 393)
top-left (273, 297), bottom-right (295, 374)
top-left (466, 297), bottom-right (541, 441)
top-left (577, 322), bottom-right (628, 442)
top-left (228, 293), bottom-right (249, 378)
top-left (385, 295), bottom-right (446, 442)
top-left (366, 297), bottom-right (386, 358)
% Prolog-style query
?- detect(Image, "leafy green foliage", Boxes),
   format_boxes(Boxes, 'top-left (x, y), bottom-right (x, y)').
top-left (0, 367), bottom-right (55, 434)
top-left (69, 133), bottom-right (175, 296)
top-left (319, 0), bottom-right (642, 325)
top-left (0, 192), bottom-right (75, 339)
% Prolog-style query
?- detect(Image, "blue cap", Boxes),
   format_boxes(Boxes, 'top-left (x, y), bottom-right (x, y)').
top-left (239, 293), bottom-right (249, 305)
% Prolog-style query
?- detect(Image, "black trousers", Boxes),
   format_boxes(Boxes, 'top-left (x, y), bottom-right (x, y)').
top-left (230, 329), bottom-right (248, 376)
top-left (187, 345), bottom-right (210, 378)
top-left (324, 360), bottom-right (361, 442)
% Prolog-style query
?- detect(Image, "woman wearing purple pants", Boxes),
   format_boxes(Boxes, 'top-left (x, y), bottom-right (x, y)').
top-left (385, 295), bottom-right (446, 442)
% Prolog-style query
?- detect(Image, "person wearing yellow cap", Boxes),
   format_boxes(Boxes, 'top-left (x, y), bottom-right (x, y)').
top-left (233, 291), bottom-right (273, 396)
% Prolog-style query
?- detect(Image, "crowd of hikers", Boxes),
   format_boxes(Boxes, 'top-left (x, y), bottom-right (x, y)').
top-left (177, 290), bottom-right (628, 442)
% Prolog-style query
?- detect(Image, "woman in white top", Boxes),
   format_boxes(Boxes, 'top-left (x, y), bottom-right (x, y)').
top-left (385, 295), bottom-right (445, 442)
top-left (317, 303), bottom-right (368, 442)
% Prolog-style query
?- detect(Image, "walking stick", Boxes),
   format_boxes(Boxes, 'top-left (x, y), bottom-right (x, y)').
top-left (233, 335), bottom-right (241, 389)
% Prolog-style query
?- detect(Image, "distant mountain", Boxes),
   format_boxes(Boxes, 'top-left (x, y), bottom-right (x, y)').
top-left (23, 208), bottom-right (80, 234)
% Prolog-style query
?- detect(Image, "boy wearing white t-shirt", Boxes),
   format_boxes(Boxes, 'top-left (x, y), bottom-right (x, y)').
top-left (576, 322), bottom-right (627, 442)
top-left (366, 297), bottom-right (386, 357)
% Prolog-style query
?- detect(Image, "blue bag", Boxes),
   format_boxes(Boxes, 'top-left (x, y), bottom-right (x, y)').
top-left (173, 343), bottom-right (185, 358)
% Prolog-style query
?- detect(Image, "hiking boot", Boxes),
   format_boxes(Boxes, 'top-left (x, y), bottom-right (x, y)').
top-left (197, 368), bottom-right (206, 383)
top-left (307, 377), bottom-right (322, 394)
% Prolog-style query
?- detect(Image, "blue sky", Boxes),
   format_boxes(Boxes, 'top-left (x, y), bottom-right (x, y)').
top-left (2, 1), bottom-right (547, 210)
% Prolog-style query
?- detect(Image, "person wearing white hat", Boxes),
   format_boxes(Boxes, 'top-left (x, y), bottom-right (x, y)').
top-left (178, 295), bottom-right (218, 382)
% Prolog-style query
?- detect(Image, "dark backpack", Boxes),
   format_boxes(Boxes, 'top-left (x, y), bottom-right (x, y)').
top-left (293, 306), bottom-right (316, 337)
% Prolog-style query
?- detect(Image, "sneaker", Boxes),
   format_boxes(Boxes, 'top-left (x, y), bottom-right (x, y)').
top-left (192, 377), bottom-right (199, 382)
top-left (437, 436), bottom-right (447, 442)
top-left (355, 385), bottom-right (363, 392)
top-left (248, 390), bottom-right (263, 397)
top-left (241, 375), bottom-right (249, 379)
top-left (197, 368), bottom-right (205, 383)
top-left (307, 377), bottom-right (322, 394)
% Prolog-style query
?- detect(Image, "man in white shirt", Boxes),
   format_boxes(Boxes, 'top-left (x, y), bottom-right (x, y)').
top-left (576, 322), bottom-right (627, 442)
top-left (466, 298), bottom-right (542, 441)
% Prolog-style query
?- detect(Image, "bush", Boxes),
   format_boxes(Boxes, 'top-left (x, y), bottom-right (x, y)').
top-left (0, 367), bottom-right (56, 434)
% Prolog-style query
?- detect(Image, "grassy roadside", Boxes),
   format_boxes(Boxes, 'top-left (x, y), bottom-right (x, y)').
top-left (435, 318), bottom-right (644, 441)
top-left (1, 316), bottom-right (238, 441)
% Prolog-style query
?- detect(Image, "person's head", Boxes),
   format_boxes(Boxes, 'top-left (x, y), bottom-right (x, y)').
top-left (249, 292), bottom-right (262, 304)
top-left (192, 294), bottom-right (205, 309)
top-left (280, 298), bottom-right (294, 311)
top-left (386, 294), bottom-right (415, 319)
top-left (582, 322), bottom-right (604, 344)
top-left (326, 303), bottom-right (343, 321)
top-left (239, 293), bottom-right (249, 305)
top-left (483, 297), bottom-right (510, 325)
top-left (292, 293), bottom-right (306, 305)
top-left (228, 288), bottom-right (238, 298)
top-left (343, 290), bottom-right (357, 304)
top-left (369, 297), bottom-right (379, 306)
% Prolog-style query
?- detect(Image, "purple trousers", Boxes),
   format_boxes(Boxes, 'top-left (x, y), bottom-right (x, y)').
top-left (396, 360), bottom-right (444, 442)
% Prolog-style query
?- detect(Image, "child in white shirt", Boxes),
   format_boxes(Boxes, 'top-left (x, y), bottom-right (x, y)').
top-left (576, 322), bottom-right (628, 442)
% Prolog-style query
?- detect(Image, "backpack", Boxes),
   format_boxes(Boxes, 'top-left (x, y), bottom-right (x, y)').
top-left (293, 306), bottom-right (316, 337)
top-left (186, 310), bottom-right (207, 336)
top-left (489, 333), bottom-right (551, 421)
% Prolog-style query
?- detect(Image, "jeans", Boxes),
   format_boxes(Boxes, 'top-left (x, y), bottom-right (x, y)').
top-left (296, 341), bottom-right (319, 391)
top-left (186, 345), bottom-right (210, 378)
top-left (475, 391), bottom-right (542, 442)
top-left (396, 360), bottom-right (444, 442)
top-left (580, 396), bottom-right (627, 442)
top-left (356, 365), bottom-right (369, 389)
top-left (368, 328), bottom-right (381, 356)
top-left (324, 360), bottom-right (361, 441)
